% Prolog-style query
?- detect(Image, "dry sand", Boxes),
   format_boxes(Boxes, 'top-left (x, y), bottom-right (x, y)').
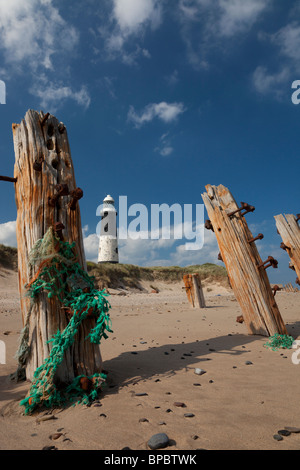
top-left (0, 267), bottom-right (300, 450)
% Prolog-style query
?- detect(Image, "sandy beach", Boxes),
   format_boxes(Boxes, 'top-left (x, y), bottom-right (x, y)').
top-left (0, 267), bottom-right (300, 451)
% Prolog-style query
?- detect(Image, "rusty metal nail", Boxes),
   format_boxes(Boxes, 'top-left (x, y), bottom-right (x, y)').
top-left (296, 277), bottom-right (300, 286)
top-left (40, 112), bottom-right (50, 127)
top-left (272, 285), bottom-right (281, 296)
top-left (289, 261), bottom-right (295, 271)
top-left (69, 187), bottom-right (83, 210)
top-left (53, 222), bottom-right (65, 241)
top-left (228, 202), bottom-right (255, 218)
top-left (58, 122), bottom-right (66, 134)
top-left (258, 256), bottom-right (278, 270)
top-left (33, 160), bottom-right (43, 172)
top-left (217, 252), bottom-right (223, 261)
top-left (0, 175), bottom-right (17, 183)
top-left (280, 242), bottom-right (290, 251)
top-left (248, 233), bottom-right (264, 244)
top-left (204, 219), bottom-right (214, 232)
top-left (55, 183), bottom-right (69, 196)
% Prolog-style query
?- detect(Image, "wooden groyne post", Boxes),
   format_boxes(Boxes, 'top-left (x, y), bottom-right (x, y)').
top-left (202, 184), bottom-right (287, 336)
top-left (274, 213), bottom-right (300, 286)
top-left (12, 109), bottom-right (102, 382)
top-left (183, 273), bottom-right (206, 308)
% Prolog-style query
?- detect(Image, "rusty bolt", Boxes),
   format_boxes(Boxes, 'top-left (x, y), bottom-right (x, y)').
top-left (280, 242), bottom-right (290, 251)
top-left (228, 202), bottom-right (255, 218)
top-left (289, 261), bottom-right (295, 271)
top-left (48, 183), bottom-right (70, 207)
top-left (0, 175), bottom-right (17, 183)
top-left (68, 187), bottom-right (83, 210)
top-left (296, 277), bottom-right (300, 286)
top-left (236, 315), bottom-right (244, 324)
top-left (40, 112), bottom-right (50, 127)
top-left (248, 233), bottom-right (264, 244)
top-left (55, 183), bottom-right (69, 196)
top-left (218, 252), bottom-right (223, 261)
top-left (204, 219), bottom-right (214, 232)
top-left (272, 285), bottom-right (281, 296)
top-left (58, 122), bottom-right (66, 134)
top-left (53, 222), bottom-right (65, 241)
top-left (258, 256), bottom-right (278, 270)
top-left (296, 214), bottom-right (300, 223)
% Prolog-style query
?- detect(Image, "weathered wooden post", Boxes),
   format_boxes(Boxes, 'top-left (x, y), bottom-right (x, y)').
top-left (12, 109), bottom-right (103, 384)
top-left (202, 184), bottom-right (287, 336)
top-left (183, 273), bottom-right (206, 308)
top-left (274, 213), bottom-right (300, 286)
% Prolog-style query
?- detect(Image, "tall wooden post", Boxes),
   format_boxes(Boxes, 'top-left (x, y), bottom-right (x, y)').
top-left (274, 214), bottom-right (300, 285)
top-left (202, 184), bottom-right (287, 336)
top-left (183, 274), bottom-right (206, 308)
top-left (12, 109), bottom-right (102, 382)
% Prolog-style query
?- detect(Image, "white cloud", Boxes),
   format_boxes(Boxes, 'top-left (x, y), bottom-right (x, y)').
top-left (0, 0), bottom-right (78, 72)
top-left (178, 0), bottom-right (270, 68)
top-left (100, 0), bottom-right (162, 64)
top-left (218, 0), bottom-right (270, 37)
top-left (155, 132), bottom-right (174, 157)
top-left (270, 22), bottom-right (300, 64)
top-left (113, 0), bottom-right (162, 34)
top-left (0, 221), bottom-right (17, 247)
top-left (128, 102), bottom-right (186, 128)
top-left (83, 233), bottom-right (99, 263)
top-left (30, 79), bottom-right (91, 112)
top-left (252, 65), bottom-right (290, 95)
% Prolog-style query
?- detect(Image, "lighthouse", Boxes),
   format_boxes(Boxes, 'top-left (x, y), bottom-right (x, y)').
top-left (98, 195), bottom-right (119, 264)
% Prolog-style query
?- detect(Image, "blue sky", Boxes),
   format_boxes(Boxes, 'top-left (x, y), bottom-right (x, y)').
top-left (0, 0), bottom-right (299, 285)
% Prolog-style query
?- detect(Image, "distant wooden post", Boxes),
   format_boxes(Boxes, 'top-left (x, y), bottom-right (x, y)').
top-left (183, 274), bottom-right (206, 308)
top-left (274, 213), bottom-right (300, 285)
top-left (202, 184), bottom-right (287, 336)
top-left (12, 109), bottom-right (102, 382)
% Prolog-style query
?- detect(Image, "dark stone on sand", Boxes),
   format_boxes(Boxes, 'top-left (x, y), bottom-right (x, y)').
top-left (278, 429), bottom-right (291, 437)
top-left (139, 418), bottom-right (149, 423)
top-left (135, 393), bottom-right (148, 397)
top-left (184, 413), bottom-right (195, 418)
top-left (245, 361), bottom-right (253, 365)
top-left (273, 434), bottom-right (283, 441)
top-left (284, 426), bottom-right (300, 433)
top-left (148, 433), bottom-right (169, 450)
top-left (173, 402), bottom-right (186, 407)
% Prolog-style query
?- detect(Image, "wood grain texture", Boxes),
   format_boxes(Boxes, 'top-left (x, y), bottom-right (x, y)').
top-left (183, 274), bottom-right (206, 308)
top-left (275, 214), bottom-right (300, 282)
top-left (202, 184), bottom-right (287, 336)
top-left (12, 110), bottom-right (102, 382)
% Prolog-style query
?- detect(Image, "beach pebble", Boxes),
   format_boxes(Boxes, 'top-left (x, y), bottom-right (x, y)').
top-left (278, 429), bottom-right (291, 437)
top-left (49, 433), bottom-right (63, 440)
top-left (194, 368), bottom-right (206, 376)
top-left (273, 434), bottom-right (283, 441)
top-left (245, 361), bottom-right (253, 365)
top-left (148, 433), bottom-right (169, 450)
top-left (284, 427), bottom-right (300, 433)
top-left (173, 402), bottom-right (186, 407)
top-left (135, 393), bottom-right (148, 397)
top-left (184, 413), bottom-right (195, 418)
top-left (139, 418), bottom-right (149, 423)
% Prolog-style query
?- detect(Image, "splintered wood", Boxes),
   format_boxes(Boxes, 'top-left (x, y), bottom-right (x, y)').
top-left (274, 214), bottom-right (300, 285)
top-left (183, 274), bottom-right (206, 308)
top-left (12, 109), bottom-right (102, 382)
top-left (202, 184), bottom-right (287, 337)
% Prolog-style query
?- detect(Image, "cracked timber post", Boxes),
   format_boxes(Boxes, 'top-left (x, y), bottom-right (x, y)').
top-left (274, 213), bottom-right (300, 286)
top-left (12, 109), bottom-right (102, 382)
top-left (202, 184), bottom-right (287, 336)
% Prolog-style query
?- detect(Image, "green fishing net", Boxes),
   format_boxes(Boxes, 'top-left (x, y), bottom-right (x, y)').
top-left (264, 333), bottom-right (294, 351)
top-left (18, 227), bottom-right (112, 415)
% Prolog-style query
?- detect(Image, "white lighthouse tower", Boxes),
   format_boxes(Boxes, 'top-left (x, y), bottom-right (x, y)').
top-left (98, 195), bottom-right (119, 264)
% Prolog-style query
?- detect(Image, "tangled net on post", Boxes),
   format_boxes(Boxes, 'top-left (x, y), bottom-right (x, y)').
top-left (17, 227), bottom-right (112, 415)
top-left (264, 333), bottom-right (294, 351)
